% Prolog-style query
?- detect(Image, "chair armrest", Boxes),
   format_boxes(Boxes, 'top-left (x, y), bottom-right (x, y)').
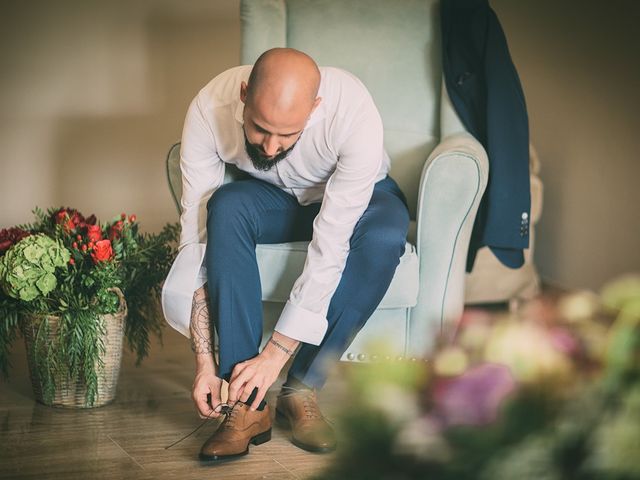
top-left (408, 132), bottom-right (489, 356)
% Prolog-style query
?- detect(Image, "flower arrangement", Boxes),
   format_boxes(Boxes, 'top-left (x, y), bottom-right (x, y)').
top-left (0, 207), bottom-right (179, 406)
top-left (318, 275), bottom-right (640, 480)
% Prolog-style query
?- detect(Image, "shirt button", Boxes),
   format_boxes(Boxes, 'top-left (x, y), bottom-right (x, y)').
top-left (521, 212), bottom-right (528, 220)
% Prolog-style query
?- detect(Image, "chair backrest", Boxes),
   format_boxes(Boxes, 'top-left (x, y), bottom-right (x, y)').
top-left (241, 0), bottom-right (443, 218)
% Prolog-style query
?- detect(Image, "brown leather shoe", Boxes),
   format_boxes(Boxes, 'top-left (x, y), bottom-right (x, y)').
top-left (276, 387), bottom-right (336, 453)
top-left (199, 402), bottom-right (272, 462)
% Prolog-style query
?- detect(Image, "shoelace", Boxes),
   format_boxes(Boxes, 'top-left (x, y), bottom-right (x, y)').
top-left (164, 401), bottom-right (239, 450)
top-left (222, 403), bottom-right (240, 428)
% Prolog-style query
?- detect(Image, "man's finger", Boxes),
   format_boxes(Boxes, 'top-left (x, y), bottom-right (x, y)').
top-left (239, 383), bottom-right (257, 404)
top-left (231, 384), bottom-right (246, 406)
top-left (195, 393), bottom-right (214, 418)
top-left (230, 362), bottom-right (248, 383)
top-left (208, 383), bottom-right (224, 410)
top-left (228, 370), bottom-right (251, 403)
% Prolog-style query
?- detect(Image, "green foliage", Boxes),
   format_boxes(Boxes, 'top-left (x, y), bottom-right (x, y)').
top-left (0, 295), bottom-right (20, 378)
top-left (0, 206), bottom-right (179, 406)
top-left (120, 222), bottom-right (180, 364)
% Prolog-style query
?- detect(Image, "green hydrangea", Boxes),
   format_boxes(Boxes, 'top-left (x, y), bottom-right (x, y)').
top-left (0, 234), bottom-right (70, 301)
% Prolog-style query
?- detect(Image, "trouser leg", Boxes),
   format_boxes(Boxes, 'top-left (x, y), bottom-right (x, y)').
top-left (205, 177), bottom-right (319, 381)
top-left (287, 176), bottom-right (410, 389)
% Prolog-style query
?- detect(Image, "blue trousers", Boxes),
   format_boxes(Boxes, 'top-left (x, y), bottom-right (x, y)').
top-left (205, 175), bottom-right (410, 389)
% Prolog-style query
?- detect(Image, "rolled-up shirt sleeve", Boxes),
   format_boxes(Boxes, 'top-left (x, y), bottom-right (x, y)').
top-left (178, 96), bottom-right (225, 250)
top-left (162, 95), bottom-right (225, 338)
top-left (274, 95), bottom-right (385, 345)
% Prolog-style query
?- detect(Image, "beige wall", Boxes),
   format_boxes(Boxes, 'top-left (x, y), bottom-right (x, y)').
top-left (492, 0), bottom-right (640, 290)
top-left (0, 0), bottom-right (240, 232)
top-left (1, 0), bottom-right (638, 292)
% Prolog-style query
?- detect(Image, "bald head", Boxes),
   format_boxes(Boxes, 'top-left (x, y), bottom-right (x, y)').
top-left (240, 48), bottom-right (322, 166)
top-left (243, 48), bottom-right (320, 116)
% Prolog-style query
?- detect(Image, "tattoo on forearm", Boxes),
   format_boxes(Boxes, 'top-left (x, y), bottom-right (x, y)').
top-left (189, 287), bottom-right (214, 354)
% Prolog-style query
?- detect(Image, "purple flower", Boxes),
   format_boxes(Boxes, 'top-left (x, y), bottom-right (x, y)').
top-left (432, 363), bottom-right (517, 427)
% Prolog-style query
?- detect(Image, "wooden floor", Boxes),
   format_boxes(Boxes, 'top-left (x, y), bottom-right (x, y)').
top-left (0, 325), bottom-right (349, 480)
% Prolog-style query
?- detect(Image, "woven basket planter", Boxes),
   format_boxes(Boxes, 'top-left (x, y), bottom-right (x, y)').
top-left (20, 288), bottom-right (127, 408)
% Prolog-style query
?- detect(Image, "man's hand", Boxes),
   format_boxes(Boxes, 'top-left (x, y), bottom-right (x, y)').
top-left (189, 284), bottom-right (224, 418)
top-left (192, 363), bottom-right (224, 419)
top-left (228, 332), bottom-right (299, 411)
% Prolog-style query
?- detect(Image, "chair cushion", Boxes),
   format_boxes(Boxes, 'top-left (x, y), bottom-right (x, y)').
top-left (256, 241), bottom-right (419, 308)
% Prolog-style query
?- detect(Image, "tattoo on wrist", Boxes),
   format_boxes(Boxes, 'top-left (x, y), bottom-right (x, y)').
top-left (189, 289), bottom-right (214, 354)
top-left (269, 337), bottom-right (297, 356)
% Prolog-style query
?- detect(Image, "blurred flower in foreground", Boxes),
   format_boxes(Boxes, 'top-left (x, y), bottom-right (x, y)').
top-left (484, 318), bottom-right (573, 383)
top-left (433, 345), bottom-right (468, 377)
top-left (557, 290), bottom-right (601, 323)
top-left (432, 363), bottom-right (517, 427)
top-left (588, 386), bottom-right (640, 478)
top-left (393, 415), bottom-right (451, 462)
top-left (317, 273), bottom-right (640, 480)
top-left (600, 273), bottom-right (640, 314)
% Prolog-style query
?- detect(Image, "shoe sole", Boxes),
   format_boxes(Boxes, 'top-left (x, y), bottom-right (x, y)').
top-left (275, 409), bottom-right (336, 454)
top-left (198, 428), bottom-right (272, 462)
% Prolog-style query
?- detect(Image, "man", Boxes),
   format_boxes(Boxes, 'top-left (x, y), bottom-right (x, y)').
top-left (161, 48), bottom-right (410, 462)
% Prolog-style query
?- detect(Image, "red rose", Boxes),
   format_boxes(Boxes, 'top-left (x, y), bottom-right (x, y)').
top-left (55, 210), bottom-right (76, 232)
top-left (86, 224), bottom-right (103, 242)
top-left (90, 239), bottom-right (113, 264)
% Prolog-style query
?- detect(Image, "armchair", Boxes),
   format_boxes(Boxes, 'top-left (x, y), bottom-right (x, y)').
top-left (167, 0), bottom-right (495, 360)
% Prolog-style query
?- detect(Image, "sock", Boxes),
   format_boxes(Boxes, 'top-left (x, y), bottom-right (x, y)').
top-left (244, 387), bottom-right (267, 411)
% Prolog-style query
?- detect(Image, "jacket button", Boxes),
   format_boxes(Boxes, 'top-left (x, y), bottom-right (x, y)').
top-left (347, 353), bottom-right (355, 360)
top-left (456, 71), bottom-right (471, 86)
top-left (357, 353), bottom-right (366, 361)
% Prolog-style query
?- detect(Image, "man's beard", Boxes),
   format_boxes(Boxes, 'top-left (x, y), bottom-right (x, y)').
top-left (244, 130), bottom-right (300, 172)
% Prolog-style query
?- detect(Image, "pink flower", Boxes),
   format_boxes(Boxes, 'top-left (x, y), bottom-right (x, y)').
top-left (549, 327), bottom-right (580, 356)
top-left (432, 363), bottom-right (517, 427)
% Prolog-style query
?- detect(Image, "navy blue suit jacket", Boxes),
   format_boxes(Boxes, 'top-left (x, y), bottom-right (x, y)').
top-left (441, 0), bottom-right (531, 272)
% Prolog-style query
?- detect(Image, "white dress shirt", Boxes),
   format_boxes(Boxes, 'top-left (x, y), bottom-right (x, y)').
top-left (161, 65), bottom-right (391, 345)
